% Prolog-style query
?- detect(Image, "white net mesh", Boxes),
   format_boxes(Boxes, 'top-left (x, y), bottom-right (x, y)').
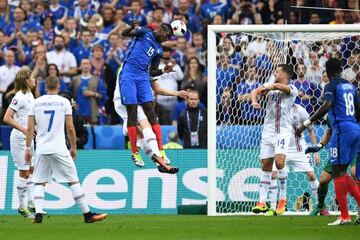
top-left (214, 31), bottom-right (360, 214)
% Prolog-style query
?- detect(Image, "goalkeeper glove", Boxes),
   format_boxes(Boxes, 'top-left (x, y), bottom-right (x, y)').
top-left (305, 143), bottom-right (324, 154)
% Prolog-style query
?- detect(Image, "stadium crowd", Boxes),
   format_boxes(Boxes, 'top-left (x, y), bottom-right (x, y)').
top-left (0, 0), bottom-right (360, 140)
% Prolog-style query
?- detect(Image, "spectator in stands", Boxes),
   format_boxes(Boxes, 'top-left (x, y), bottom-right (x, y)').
top-left (293, 63), bottom-right (316, 114)
top-left (174, 37), bottom-right (187, 71)
top-left (305, 51), bottom-right (325, 84)
top-left (4, 7), bottom-right (31, 47)
top-left (156, 48), bottom-right (184, 118)
top-left (40, 11), bottom-right (56, 48)
top-left (46, 35), bottom-right (77, 86)
top-left (0, 50), bottom-right (20, 110)
top-left (163, 131), bottom-right (183, 149)
top-left (29, 44), bottom-right (48, 80)
top-left (151, 7), bottom-right (164, 29)
top-left (181, 56), bottom-right (207, 105)
top-left (309, 12), bottom-right (321, 24)
top-left (73, 29), bottom-right (93, 66)
top-left (177, 0), bottom-right (202, 33)
top-left (342, 53), bottom-right (358, 83)
top-left (90, 44), bottom-right (115, 124)
top-left (201, 0), bottom-right (228, 22)
top-left (101, 5), bottom-right (116, 35)
top-left (163, 0), bottom-right (177, 24)
top-left (0, 30), bottom-right (7, 65)
top-left (246, 36), bottom-right (267, 56)
top-left (229, 1), bottom-right (262, 25)
top-left (329, 10), bottom-right (345, 24)
top-left (63, 17), bottom-right (78, 40)
top-left (49, 0), bottom-right (68, 25)
top-left (105, 32), bottom-right (126, 76)
top-left (59, 91), bottom-right (89, 149)
top-left (192, 32), bottom-right (206, 67)
top-left (72, 58), bottom-right (107, 125)
top-left (215, 53), bottom-right (238, 104)
top-left (73, 0), bottom-right (96, 22)
top-left (237, 66), bottom-right (264, 124)
top-left (217, 87), bottom-right (236, 125)
top-left (36, 63), bottom-right (68, 97)
top-left (177, 89), bottom-right (207, 149)
top-left (0, 0), bottom-right (10, 27)
top-left (123, 0), bottom-right (147, 27)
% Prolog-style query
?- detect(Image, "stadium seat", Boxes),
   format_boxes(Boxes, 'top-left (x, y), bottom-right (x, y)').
top-left (1, 125), bottom-right (12, 150)
top-left (93, 125), bottom-right (125, 150)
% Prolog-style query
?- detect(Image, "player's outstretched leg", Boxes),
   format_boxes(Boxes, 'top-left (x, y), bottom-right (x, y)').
top-left (69, 182), bottom-right (108, 223)
top-left (17, 174), bottom-right (34, 219)
top-left (126, 104), bottom-right (143, 164)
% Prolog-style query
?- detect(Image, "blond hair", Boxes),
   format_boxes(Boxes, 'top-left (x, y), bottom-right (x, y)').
top-left (14, 69), bottom-right (32, 93)
top-left (45, 76), bottom-right (60, 90)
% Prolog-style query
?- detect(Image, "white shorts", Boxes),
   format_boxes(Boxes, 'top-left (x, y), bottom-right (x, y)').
top-left (260, 130), bottom-right (291, 159)
top-left (10, 133), bottom-right (34, 170)
top-left (271, 148), bottom-right (314, 172)
top-left (286, 148), bottom-right (314, 172)
top-left (32, 153), bottom-right (79, 183)
top-left (113, 99), bottom-right (147, 136)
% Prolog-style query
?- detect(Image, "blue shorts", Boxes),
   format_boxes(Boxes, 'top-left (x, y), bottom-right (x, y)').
top-left (119, 71), bottom-right (153, 105)
top-left (329, 128), bottom-right (360, 166)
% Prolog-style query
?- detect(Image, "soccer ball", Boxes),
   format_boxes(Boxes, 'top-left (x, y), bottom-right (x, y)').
top-left (171, 20), bottom-right (187, 37)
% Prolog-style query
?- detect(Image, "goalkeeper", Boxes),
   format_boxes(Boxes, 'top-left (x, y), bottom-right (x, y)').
top-left (306, 116), bottom-right (359, 220)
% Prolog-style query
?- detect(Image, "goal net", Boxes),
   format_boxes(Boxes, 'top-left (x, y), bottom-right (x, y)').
top-left (207, 25), bottom-right (360, 216)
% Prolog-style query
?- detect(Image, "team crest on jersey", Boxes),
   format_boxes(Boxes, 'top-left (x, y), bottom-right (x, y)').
top-left (12, 98), bottom-right (17, 105)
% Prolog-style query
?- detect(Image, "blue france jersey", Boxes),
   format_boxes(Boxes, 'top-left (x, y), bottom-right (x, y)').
top-left (122, 27), bottom-right (162, 76)
top-left (324, 77), bottom-right (359, 132)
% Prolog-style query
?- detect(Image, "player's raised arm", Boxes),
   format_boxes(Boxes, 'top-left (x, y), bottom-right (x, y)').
top-left (121, 20), bottom-right (140, 37)
top-left (151, 79), bottom-right (189, 99)
top-left (263, 82), bottom-right (292, 95)
top-left (250, 85), bottom-right (265, 109)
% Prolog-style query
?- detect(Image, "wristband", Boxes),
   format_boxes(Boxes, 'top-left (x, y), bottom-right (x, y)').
top-left (25, 147), bottom-right (31, 151)
top-left (303, 119), bottom-right (312, 128)
top-left (317, 143), bottom-right (324, 149)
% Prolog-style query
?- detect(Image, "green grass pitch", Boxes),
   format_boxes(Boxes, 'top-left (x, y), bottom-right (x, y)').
top-left (1, 215), bottom-right (359, 240)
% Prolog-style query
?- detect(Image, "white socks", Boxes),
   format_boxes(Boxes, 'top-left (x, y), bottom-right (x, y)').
top-left (34, 184), bottom-right (45, 213)
top-left (268, 177), bottom-right (278, 210)
top-left (70, 183), bottom-right (90, 214)
top-left (309, 179), bottom-right (319, 200)
top-left (142, 128), bottom-right (161, 157)
top-left (137, 138), bottom-right (154, 158)
top-left (278, 167), bottom-right (288, 200)
top-left (27, 175), bottom-right (34, 206)
top-left (259, 171), bottom-right (271, 203)
top-left (17, 177), bottom-right (28, 208)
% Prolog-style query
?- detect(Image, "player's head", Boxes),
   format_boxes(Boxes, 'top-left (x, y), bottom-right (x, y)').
top-left (274, 64), bottom-right (293, 84)
top-left (45, 75), bottom-right (60, 92)
top-left (14, 68), bottom-right (36, 92)
top-left (154, 23), bottom-right (173, 43)
top-left (326, 58), bottom-right (342, 80)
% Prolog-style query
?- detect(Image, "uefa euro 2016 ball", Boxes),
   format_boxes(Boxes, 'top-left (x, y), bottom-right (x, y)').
top-left (171, 20), bottom-right (187, 37)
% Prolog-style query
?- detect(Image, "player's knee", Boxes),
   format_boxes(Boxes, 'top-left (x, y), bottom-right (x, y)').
top-left (261, 160), bottom-right (273, 171)
top-left (307, 172), bottom-right (316, 181)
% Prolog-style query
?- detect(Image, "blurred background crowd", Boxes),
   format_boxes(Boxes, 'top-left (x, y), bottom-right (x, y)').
top-left (0, 0), bottom-right (360, 147)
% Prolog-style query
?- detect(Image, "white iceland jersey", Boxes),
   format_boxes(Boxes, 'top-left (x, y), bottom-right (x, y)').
top-left (9, 91), bottom-right (34, 139)
top-left (289, 104), bottom-right (309, 153)
top-left (263, 84), bottom-right (298, 133)
top-left (29, 94), bottom-right (72, 154)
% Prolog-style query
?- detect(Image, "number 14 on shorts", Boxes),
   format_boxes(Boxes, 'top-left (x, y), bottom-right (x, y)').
top-left (278, 138), bottom-right (285, 149)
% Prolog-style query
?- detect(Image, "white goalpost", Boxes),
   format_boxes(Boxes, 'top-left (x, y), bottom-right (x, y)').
top-left (207, 24), bottom-right (360, 216)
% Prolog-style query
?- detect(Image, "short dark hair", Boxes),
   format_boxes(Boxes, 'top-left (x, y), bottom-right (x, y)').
top-left (160, 23), bottom-right (174, 37)
top-left (278, 64), bottom-right (293, 79)
top-left (153, 7), bottom-right (164, 13)
top-left (326, 58), bottom-right (342, 77)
